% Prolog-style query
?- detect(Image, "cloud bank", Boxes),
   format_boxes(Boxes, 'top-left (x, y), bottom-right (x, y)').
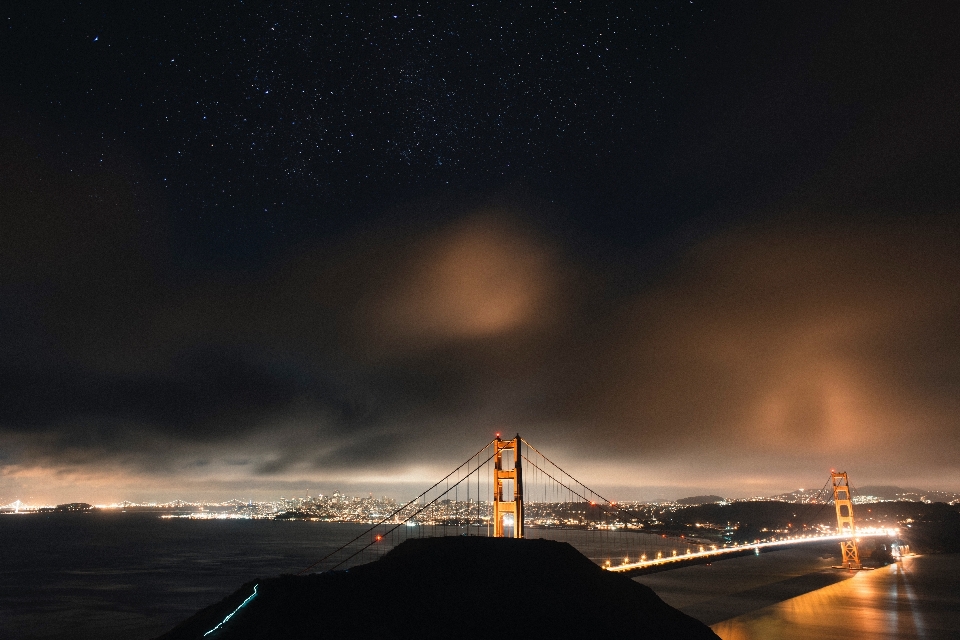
top-left (2, 150), bottom-right (958, 502)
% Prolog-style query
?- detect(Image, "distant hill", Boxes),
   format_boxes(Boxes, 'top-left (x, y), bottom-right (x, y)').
top-left (676, 495), bottom-right (726, 505)
top-left (660, 500), bottom-right (832, 540)
top-left (856, 486), bottom-right (960, 502)
top-left (768, 485), bottom-right (960, 504)
top-left (158, 537), bottom-right (719, 640)
top-left (660, 499), bottom-right (959, 544)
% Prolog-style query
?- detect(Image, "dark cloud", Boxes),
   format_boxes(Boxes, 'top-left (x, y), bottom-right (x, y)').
top-left (3, 164), bottom-right (958, 500)
top-left (2, 2), bottom-right (959, 502)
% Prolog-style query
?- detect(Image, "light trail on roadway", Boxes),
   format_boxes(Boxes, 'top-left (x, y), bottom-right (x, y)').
top-left (607, 530), bottom-right (895, 573)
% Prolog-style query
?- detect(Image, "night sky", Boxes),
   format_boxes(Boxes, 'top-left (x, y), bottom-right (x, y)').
top-left (2, 2), bottom-right (959, 503)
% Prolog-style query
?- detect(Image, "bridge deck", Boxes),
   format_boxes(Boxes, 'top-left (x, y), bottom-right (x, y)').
top-left (608, 531), bottom-right (892, 575)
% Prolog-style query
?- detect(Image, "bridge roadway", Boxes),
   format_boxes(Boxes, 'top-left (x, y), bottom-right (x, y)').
top-left (607, 530), bottom-right (894, 575)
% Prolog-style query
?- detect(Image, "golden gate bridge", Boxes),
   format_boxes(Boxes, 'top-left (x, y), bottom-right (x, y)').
top-left (298, 434), bottom-right (894, 576)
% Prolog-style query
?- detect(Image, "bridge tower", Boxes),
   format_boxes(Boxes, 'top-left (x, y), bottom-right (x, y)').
top-left (831, 471), bottom-right (861, 569)
top-left (492, 434), bottom-right (523, 538)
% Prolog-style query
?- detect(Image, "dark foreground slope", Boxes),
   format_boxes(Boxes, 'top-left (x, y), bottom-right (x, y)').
top-left (158, 536), bottom-right (719, 639)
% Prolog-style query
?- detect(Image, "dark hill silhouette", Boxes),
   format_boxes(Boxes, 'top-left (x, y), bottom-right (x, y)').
top-left (158, 536), bottom-right (719, 639)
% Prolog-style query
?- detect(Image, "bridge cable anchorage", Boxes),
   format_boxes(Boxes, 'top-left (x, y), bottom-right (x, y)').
top-left (297, 438), bottom-right (498, 575)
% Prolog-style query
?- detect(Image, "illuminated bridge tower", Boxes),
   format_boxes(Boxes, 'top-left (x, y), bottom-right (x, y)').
top-left (492, 434), bottom-right (523, 538)
top-left (831, 471), bottom-right (861, 569)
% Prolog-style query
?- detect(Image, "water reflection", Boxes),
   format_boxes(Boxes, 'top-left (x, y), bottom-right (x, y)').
top-left (711, 555), bottom-right (960, 640)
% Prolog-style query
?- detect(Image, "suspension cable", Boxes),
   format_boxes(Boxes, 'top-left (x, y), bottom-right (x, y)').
top-left (520, 449), bottom-right (705, 546)
top-left (792, 475), bottom-right (833, 527)
top-left (297, 438), bottom-right (497, 575)
top-left (326, 448), bottom-right (499, 572)
top-left (521, 454), bottom-right (632, 526)
top-left (520, 439), bottom-right (650, 523)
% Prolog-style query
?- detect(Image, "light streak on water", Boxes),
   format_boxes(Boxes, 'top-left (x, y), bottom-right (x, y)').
top-left (709, 554), bottom-right (960, 639)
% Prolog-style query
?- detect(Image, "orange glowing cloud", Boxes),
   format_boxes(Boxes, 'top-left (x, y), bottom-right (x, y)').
top-left (570, 217), bottom-right (960, 486)
top-left (363, 213), bottom-right (560, 348)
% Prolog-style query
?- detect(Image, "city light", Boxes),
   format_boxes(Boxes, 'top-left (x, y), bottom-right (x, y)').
top-left (608, 531), bottom-right (895, 573)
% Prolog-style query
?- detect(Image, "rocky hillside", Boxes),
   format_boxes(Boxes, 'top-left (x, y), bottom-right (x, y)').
top-left (158, 536), bottom-right (719, 639)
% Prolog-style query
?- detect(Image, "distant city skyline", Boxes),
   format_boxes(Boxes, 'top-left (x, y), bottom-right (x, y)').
top-left (6, 480), bottom-right (960, 509)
